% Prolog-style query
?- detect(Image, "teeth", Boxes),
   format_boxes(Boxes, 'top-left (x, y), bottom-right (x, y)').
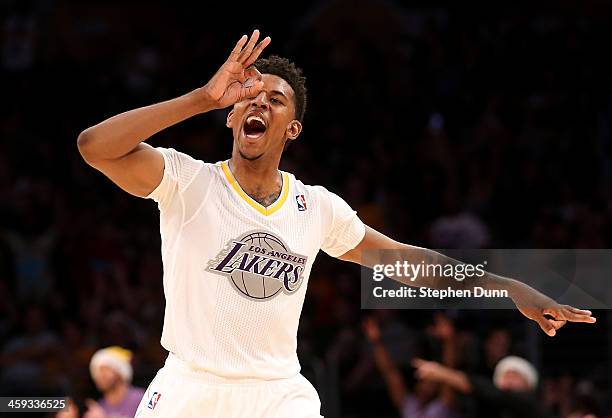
top-left (246, 115), bottom-right (265, 125)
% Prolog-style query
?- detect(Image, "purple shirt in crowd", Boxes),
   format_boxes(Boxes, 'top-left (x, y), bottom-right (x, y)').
top-left (99, 386), bottom-right (145, 418)
top-left (402, 394), bottom-right (456, 418)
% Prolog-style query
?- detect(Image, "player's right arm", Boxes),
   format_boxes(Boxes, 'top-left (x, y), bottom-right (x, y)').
top-left (77, 30), bottom-right (270, 197)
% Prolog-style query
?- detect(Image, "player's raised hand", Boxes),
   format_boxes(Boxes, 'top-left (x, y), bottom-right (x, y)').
top-left (510, 282), bottom-right (596, 336)
top-left (201, 29), bottom-right (271, 110)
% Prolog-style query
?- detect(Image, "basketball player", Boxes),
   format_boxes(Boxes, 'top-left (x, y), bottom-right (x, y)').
top-left (77, 30), bottom-right (596, 418)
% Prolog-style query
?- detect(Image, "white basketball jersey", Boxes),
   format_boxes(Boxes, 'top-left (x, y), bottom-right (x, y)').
top-left (146, 147), bottom-right (365, 380)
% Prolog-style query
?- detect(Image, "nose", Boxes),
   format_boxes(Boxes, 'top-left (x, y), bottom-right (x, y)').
top-left (251, 91), bottom-right (269, 110)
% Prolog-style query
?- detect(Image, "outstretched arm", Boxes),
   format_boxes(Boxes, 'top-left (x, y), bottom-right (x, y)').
top-left (413, 359), bottom-right (542, 411)
top-left (412, 359), bottom-right (472, 394)
top-left (77, 30), bottom-right (270, 197)
top-left (339, 226), bottom-right (596, 336)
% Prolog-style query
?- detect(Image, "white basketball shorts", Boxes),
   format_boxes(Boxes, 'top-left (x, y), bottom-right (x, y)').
top-left (134, 353), bottom-right (323, 418)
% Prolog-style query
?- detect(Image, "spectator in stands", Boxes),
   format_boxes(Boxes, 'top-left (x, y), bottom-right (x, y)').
top-left (364, 316), bottom-right (457, 418)
top-left (85, 346), bottom-right (144, 418)
top-left (413, 355), bottom-right (551, 418)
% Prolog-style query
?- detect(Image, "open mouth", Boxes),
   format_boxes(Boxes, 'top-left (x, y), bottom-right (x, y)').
top-left (243, 115), bottom-right (267, 139)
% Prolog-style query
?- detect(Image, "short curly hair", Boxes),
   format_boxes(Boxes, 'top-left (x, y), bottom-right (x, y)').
top-left (254, 55), bottom-right (307, 122)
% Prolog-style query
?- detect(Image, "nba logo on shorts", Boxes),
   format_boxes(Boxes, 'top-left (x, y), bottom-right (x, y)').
top-left (147, 392), bottom-right (161, 410)
top-left (296, 194), bottom-right (307, 211)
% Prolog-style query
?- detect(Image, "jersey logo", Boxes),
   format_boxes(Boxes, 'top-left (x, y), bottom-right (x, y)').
top-left (296, 194), bottom-right (307, 211)
top-left (207, 231), bottom-right (308, 301)
top-left (147, 392), bottom-right (161, 410)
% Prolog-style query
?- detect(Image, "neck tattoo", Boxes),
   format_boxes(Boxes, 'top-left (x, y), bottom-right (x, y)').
top-left (228, 161), bottom-right (282, 207)
top-left (249, 188), bottom-right (282, 207)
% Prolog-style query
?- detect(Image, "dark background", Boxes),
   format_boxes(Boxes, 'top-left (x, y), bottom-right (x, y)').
top-left (1, 0), bottom-right (611, 417)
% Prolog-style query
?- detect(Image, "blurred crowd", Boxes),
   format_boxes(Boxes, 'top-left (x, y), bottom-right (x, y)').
top-left (1, 0), bottom-right (611, 417)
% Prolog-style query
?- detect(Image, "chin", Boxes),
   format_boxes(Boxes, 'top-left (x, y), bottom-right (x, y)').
top-left (239, 152), bottom-right (263, 161)
top-left (237, 136), bottom-right (268, 160)
top-left (238, 146), bottom-right (265, 161)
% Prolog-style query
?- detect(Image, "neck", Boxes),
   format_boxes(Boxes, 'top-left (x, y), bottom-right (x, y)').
top-left (104, 382), bottom-right (129, 406)
top-left (229, 149), bottom-right (283, 207)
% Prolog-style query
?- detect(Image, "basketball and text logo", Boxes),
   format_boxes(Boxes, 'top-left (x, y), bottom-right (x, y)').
top-left (207, 231), bottom-right (308, 301)
top-left (296, 194), bottom-right (307, 211)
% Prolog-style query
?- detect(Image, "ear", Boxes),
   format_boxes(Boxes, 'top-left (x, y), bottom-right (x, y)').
top-left (226, 109), bottom-right (235, 128)
top-left (286, 120), bottom-right (302, 141)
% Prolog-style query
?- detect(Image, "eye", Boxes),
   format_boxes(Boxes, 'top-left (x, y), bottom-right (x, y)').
top-left (271, 98), bottom-right (282, 104)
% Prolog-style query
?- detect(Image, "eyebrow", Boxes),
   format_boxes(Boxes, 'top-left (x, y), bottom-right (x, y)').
top-left (270, 90), bottom-right (288, 100)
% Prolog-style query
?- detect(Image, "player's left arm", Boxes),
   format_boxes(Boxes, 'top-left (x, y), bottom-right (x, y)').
top-left (338, 225), bottom-right (596, 336)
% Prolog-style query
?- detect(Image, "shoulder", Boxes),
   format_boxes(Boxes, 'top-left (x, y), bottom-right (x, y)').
top-left (286, 172), bottom-right (356, 214)
top-left (285, 171), bottom-right (331, 198)
top-left (157, 147), bottom-right (223, 179)
top-left (285, 172), bottom-right (334, 208)
top-left (157, 147), bottom-right (215, 169)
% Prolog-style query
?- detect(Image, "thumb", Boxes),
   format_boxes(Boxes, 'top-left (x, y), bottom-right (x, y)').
top-left (535, 316), bottom-right (556, 337)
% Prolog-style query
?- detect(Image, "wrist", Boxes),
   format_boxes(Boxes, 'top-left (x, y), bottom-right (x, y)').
top-left (484, 273), bottom-right (520, 300)
top-left (186, 87), bottom-right (218, 114)
top-left (505, 278), bottom-right (526, 302)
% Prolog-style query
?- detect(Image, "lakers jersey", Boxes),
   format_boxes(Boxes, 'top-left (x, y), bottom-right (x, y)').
top-left (146, 147), bottom-right (365, 380)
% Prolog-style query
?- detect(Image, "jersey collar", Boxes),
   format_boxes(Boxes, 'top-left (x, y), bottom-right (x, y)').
top-left (221, 160), bottom-right (290, 216)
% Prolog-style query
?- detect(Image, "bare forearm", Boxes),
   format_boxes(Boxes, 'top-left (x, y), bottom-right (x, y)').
top-left (77, 88), bottom-right (213, 162)
top-left (440, 336), bottom-right (458, 405)
top-left (441, 335), bottom-right (456, 368)
top-left (370, 341), bottom-right (407, 410)
top-left (369, 244), bottom-right (522, 297)
top-left (414, 359), bottom-right (472, 395)
top-left (371, 340), bottom-right (398, 375)
top-left (437, 367), bottom-right (472, 394)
